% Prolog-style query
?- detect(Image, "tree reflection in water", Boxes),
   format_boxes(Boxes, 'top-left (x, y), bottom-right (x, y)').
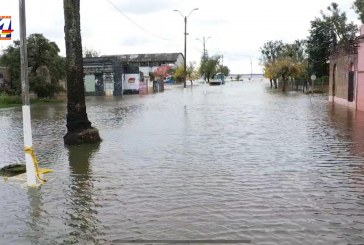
top-left (26, 188), bottom-right (45, 244)
top-left (65, 143), bottom-right (103, 244)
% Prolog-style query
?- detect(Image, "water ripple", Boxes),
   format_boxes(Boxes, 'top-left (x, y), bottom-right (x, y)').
top-left (1, 82), bottom-right (364, 244)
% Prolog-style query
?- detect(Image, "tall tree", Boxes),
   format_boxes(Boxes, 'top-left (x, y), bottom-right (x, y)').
top-left (199, 55), bottom-right (221, 82)
top-left (27, 34), bottom-right (65, 98)
top-left (217, 65), bottom-right (230, 77)
top-left (173, 65), bottom-right (185, 83)
top-left (353, 0), bottom-right (364, 23)
top-left (281, 40), bottom-right (307, 63)
top-left (263, 62), bottom-right (278, 88)
top-left (63, 0), bottom-right (101, 145)
top-left (307, 2), bottom-right (358, 77)
top-left (27, 34), bottom-right (61, 75)
top-left (261, 40), bottom-right (307, 92)
top-left (0, 41), bottom-right (21, 94)
top-left (322, 3), bottom-right (358, 45)
top-left (186, 61), bottom-right (196, 79)
top-left (0, 34), bottom-right (65, 97)
top-left (277, 58), bottom-right (306, 92)
top-left (307, 19), bottom-right (332, 77)
top-left (260, 40), bottom-right (284, 88)
top-left (260, 40), bottom-right (284, 63)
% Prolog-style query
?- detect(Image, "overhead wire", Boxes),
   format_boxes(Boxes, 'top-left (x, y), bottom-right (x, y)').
top-left (105, 0), bottom-right (171, 41)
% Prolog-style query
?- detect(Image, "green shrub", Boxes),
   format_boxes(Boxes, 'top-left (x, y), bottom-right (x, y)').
top-left (29, 75), bottom-right (65, 98)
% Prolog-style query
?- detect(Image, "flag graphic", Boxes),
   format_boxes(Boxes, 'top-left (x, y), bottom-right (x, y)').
top-left (0, 16), bottom-right (13, 40)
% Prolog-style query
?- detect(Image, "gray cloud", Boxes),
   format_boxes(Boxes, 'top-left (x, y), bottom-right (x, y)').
top-left (120, 36), bottom-right (151, 46)
top-left (112, 0), bottom-right (178, 14)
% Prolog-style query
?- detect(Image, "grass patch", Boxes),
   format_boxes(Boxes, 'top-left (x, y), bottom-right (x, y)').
top-left (0, 95), bottom-right (22, 107)
top-left (0, 94), bottom-right (64, 108)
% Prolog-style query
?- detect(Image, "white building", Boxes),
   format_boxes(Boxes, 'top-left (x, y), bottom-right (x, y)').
top-left (83, 53), bottom-right (184, 95)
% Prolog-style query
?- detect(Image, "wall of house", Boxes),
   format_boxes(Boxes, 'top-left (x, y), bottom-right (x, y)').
top-left (329, 52), bottom-right (357, 109)
top-left (357, 25), bottom-right (364, 112)
top-left (83, 54), bottom-right (182, 96)
top-left (85, 75), bottom-right (96, 93)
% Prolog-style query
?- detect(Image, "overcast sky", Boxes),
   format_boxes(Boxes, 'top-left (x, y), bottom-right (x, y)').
top-left (1, 0), bottom-right (361, 74)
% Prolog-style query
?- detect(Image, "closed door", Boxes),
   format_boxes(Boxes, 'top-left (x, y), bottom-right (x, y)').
top-left (348, 71), bottom-right (354, 102)
top-left (332, 64), bottom-right (336, 97)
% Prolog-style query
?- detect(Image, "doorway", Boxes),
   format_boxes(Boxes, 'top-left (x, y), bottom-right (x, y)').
top-left (332, 64), bottom-right (336, 98)
top-left (348, 63), bottom-right (355, 102)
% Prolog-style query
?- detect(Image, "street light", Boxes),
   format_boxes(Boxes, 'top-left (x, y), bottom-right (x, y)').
top-left (196, 36), bottom-right (211, 94)
top-left (174, 8), bottom-right (199, 88)
top-left (196, 36), bottom-right (211, 60)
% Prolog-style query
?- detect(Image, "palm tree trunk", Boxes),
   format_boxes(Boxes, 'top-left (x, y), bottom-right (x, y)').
top-left (63, 0), bottom-right (101, 145)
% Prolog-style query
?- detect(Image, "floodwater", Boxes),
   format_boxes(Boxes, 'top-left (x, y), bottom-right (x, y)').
top-left (1, 80), bottom-right (364, 244)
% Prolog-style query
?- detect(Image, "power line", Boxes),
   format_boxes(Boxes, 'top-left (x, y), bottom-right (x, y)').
top-left (105, 0), bottom-right (171, 41)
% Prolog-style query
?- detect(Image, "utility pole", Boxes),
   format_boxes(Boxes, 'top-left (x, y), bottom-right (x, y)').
top-left (184, 16), bottom-right (187, 88)
top-left (197, 36), bottom-right (211, 94)
top-left (203, 37), bottom-right (206, 58)
top-left (19, 0), bottom-right (37, 186)
top-left (196, 36), bottom-right (211, 60)
top-left (174, 8), bottom-right (199, 88)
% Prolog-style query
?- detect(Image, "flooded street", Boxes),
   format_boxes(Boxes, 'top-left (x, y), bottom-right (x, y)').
top-left (1, 80), bottom-right (364, 244)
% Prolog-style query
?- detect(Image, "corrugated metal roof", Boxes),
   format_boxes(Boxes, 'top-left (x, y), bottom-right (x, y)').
top-left (102, 53), bottom-right (183, 62)
top-left (83, 56), bottom-right (116, 65)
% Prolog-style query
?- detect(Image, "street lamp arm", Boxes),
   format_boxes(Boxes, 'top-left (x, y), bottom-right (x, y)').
top-left (173, 9), bottom-right (184, 18)
top-left (187, 8), bottom-right (199, 18)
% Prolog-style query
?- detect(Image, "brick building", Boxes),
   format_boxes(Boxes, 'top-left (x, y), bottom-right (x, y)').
top-left (329, 25), bottom-right (364, 112)
top-left (329, 45), bottom-right (357, 109)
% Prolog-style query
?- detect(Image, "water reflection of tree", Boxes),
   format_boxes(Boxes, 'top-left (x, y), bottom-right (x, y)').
top-left (64, 143), bottom-right (102, 244)
top-left (26, 188), bottom-right (45, 244)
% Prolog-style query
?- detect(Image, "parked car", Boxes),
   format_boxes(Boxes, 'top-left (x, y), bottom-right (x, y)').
top-left (164, 75), bottom-right (175, 84)
top-left (209, 73), bottom-right (225, 85)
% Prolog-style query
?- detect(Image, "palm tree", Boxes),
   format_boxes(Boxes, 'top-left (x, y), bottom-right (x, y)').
top-left (63, 0), bottom-right (101, 145)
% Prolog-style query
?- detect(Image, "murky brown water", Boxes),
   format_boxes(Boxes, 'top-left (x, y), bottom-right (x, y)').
top-left (1, 80), bottom-right (364, 244)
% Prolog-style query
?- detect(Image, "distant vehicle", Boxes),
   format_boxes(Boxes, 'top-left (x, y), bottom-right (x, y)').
top-left (209, 73), bottom-right (225, 85)
top-left (164, 75), bottom-right (175, 84)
